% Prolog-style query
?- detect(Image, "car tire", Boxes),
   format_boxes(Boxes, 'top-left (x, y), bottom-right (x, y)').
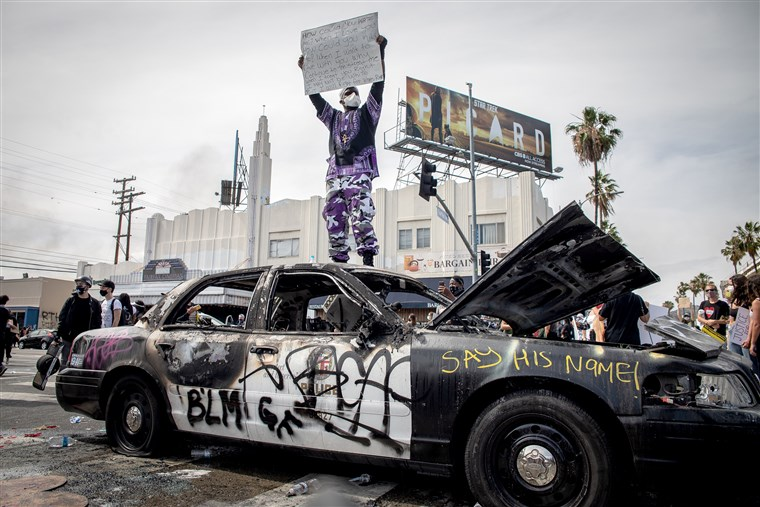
top-left (18, 342), bottom-right (25, 349)
top-left (105, 375), bottom-right (164, 457)
top-left (41, 342), bottom-right (48, 350)
top-left (465, 389), bottom-right (615, 507)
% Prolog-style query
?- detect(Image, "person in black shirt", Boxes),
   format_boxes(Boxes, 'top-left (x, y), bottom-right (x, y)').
top-left (0, 295), bottom-right (10, 376)
top-left (57, 276), bottom-right (102, 366)
top-left (697, 282), bottom-right (730, 337)
top-left (598, 292), bottom-right (650, 345)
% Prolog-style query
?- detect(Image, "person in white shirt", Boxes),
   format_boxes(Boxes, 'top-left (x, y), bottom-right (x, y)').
top-left (99, 280), bottom-right (122, 328)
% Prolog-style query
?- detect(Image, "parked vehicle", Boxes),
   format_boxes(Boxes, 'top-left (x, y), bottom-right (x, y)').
top-left (18, 329), bottom-right (56, 350)
top-left (47, 204), bottom-right (760, 506)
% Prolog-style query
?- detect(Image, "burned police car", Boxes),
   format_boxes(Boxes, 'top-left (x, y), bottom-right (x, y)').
top-left (48, 204), bottom-right (760, 507)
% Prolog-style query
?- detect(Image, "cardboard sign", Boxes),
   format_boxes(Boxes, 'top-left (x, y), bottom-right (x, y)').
top-left (301, 13), bottom-right (383, 95)
top-left (730, 306), bottom-right (750, 346)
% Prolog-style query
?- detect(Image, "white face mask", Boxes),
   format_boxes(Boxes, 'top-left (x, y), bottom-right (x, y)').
top-left (343, 93), bottom-right (360, 108)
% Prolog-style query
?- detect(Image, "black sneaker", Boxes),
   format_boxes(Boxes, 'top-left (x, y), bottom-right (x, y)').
top-left (0, 365), bottom-right (6, 377)
top-left (362, 253), bottom-right (375, 267)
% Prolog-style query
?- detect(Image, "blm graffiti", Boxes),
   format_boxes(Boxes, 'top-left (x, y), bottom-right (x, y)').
top-left (171, 342), bottom-right (413, 459)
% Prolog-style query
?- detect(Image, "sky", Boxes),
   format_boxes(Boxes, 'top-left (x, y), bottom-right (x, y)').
top-left (1, 0), bottom-right (758, 308)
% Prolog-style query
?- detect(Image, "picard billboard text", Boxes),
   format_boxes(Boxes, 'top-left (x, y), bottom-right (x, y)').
top-left (406, 77), bottom-right (552, 172)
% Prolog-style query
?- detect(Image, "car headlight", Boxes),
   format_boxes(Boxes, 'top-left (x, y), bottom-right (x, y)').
top-left (695, 373), bottom-right (754, 408)
top-left (643, 373), bottom-right (755, 409)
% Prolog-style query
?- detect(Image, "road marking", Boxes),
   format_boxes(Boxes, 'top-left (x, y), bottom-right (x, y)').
top-left (0, 392), bottom-right (57, 403)
top-left (235, 473), bottom-right (397, 506)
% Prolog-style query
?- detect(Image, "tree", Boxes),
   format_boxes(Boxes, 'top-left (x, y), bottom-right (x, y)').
top-left (735, 221), bottom-right (760, 272)
top-left (586, 173), bottom-right (621, 224)
top-left (721, 235), bottom-right (744, 274)
top-left (688, 277), bottom-right (701, 311)
top-left (662, 300), bottom-right (674, 316)
top-left (565, 107), bottom-right (623, 225)
top-left (600, 220), bottom-right (625, 246)
top-left (676, 282), bottom-right (690, 298)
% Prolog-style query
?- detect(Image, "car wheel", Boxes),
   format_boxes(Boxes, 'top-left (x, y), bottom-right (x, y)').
top-left (41, 342), bottom-right (48, 350)
top-left (18, 342), bottom-right (25, 349)
top-left (465, 389), bottom-right (615, 507)
top-left (105, 375), bottom-right (164, 457)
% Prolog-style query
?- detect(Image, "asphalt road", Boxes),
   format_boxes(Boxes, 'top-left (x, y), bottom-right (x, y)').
top-left (0, 347), bottom-right (710, 507)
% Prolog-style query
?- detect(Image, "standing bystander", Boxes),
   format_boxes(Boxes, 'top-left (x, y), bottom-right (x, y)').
top-left (744, 273), bottom-right (760, 376)
top-left (99, 280), bottom-right (122, 328)
top-left (598, 292), bottom-right (650, 345)
top-left (0, 295), bottom-right (10, 376)
top-left (696, 282), bottom-right (730, 338)
top-left (57, 276), bottom-right (102, 366)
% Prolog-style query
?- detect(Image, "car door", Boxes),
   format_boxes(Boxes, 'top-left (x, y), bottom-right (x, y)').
top-left (147, 272), bottom-right (262, 443)
top-left (242, 267), bottom-right (413, 459)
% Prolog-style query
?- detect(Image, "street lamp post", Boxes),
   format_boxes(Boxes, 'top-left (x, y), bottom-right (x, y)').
top-left (467, 82), bottom-right (478, 282)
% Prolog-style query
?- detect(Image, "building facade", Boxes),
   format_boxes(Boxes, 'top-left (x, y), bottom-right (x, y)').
top-left (79, 114), bottom-right (555, 304)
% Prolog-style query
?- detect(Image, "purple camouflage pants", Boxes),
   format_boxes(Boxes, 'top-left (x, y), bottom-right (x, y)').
top-left (323, 173), bottom-right (378, 262)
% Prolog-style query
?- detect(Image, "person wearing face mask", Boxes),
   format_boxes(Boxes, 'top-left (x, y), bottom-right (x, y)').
top-left (438, 275), bottom-right (466, 301)
top-left (298, 35), bottom-right (388, 267)
top-left (56, 276), bottom-right (102, 366)
top-left (99, 280), bottom-right (122, 328)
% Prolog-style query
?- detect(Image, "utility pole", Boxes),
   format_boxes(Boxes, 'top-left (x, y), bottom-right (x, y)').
top-left (113, 177), bottom-right (144, 264)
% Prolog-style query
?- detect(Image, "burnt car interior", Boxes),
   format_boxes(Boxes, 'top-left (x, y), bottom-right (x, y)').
top-left (268, 272), bottom-right (367, 332)
top-left (165, 276), bottom-right (260, 328)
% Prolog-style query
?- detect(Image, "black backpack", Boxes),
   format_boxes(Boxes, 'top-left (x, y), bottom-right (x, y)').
top-left (111, 299), bottom-right (132, 326)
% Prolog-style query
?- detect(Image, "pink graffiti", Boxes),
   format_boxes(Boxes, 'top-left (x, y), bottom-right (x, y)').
top-left (84, 332), bottom-right (134, 370)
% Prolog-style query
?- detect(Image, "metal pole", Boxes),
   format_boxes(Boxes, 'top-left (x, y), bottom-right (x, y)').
top-left (467, 83), bottom-right (479, 282)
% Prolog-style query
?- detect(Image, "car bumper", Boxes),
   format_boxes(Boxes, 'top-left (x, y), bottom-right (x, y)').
top-left (622, 405), bottom-right (760, 489)
top-left (55, 368), bottom-right (106, 419)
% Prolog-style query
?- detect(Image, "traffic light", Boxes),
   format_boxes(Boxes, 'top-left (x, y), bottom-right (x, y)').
top-left (480, 250), bottom-right (492, 275)
top-left (418, 159), bottom-right (437, 201)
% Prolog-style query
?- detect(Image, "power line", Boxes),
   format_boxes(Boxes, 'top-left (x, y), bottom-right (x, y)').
top-left (0, 242), bottom-right (112, 263)
top-left (0, 264), bottom-right (77, 274)
top-left (1, 137), bottom-right (206, 209)
top-left (0, 207), bottom-right (114, 234)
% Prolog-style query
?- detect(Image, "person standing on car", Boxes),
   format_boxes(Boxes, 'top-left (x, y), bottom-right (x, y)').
top-left (0, 295), bottom-right (11, 376)
top-left (598, 292), bottom-right (650, 345)
top-left (697, 282), bottom-right (730, 338)
top-left (99, 280), bottom-right (122, 328)
top-left (57, 276), bottom-right (102, 366)
top-left (297, 35), bottom-right (387, 267)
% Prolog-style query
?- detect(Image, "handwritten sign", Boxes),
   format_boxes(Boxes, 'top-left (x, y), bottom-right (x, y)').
top-left (730, 306), bottom-right (750, 346)
top-left (300, 13), bottom-right (383, 95)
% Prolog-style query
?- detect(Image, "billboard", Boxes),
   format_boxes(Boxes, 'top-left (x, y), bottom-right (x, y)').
top-left (405, 77), bottom-right (552, 172)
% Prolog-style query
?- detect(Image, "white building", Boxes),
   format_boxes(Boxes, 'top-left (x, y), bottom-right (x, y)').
top-left (84, 113), bottom-right (555, 302)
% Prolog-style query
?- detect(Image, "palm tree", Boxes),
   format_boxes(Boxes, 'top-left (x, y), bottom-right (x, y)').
top-left (735, 221), bottom-right (760, 272)
top-left (676, 282), bottom-right (690, 298)
top-left (586, 173), bottom-right (622, 223)
top-left (662, 300), bottom-right (674, 316)
top-left (600, 220), bottom-right (625, 246)
top-left (721, 235), bottom-right (744, 274)
top-left (694, 272), bottom-right (712, 301)
top-left (688, 277), bottom-right (700, 311)
top-left (565, 107), bottom-right (623, 225)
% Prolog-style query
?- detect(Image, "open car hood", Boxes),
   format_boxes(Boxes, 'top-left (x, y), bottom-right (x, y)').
top-left (645, 315), bottom-right (722, 359)
top-left (434, 203), bottom-right (660, 335)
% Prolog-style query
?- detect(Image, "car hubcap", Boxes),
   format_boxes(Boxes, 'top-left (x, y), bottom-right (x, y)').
top-left (125, 405), bottom-right (143, 433)
top-left (516, 444), bottom-right (557, 486)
